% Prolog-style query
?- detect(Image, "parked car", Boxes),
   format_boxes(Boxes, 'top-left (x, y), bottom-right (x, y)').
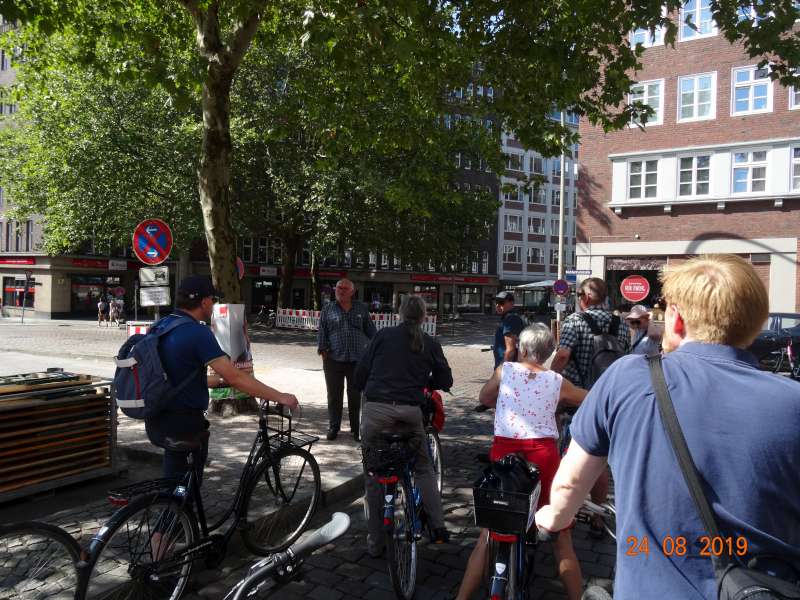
top-left (747, 312), bottom-right (800, 378)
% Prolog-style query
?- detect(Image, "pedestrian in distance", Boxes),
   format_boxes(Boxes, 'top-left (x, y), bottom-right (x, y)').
top-left (355, 294), bottom-right (453, 557)
top-left (456, 323), bottom-right (587, 600)
top-left (317, 278), bottom-right (377, 441)
top-left (492, 291), bottom-right (525, 369)
top-left (145, 276), bottom-right (299, 484)
top-left (550, 277), bottom-right (630, 538)
top-left (625, 304), bottom-right (662, 355)
top-left (535, 255), bottom-right (800, 598)
top-left (97, 298), bottom-right (109, 327)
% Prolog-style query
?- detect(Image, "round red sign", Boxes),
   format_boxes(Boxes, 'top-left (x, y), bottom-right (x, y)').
top-left (132, 218), bottom-right (173, 266)
top-left (620, 275), bottom-right (651, 303)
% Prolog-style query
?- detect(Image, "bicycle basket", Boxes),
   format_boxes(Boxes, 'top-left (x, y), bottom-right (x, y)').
top-left (362, 443), bottom-right (414, 476)
top-left (472, 456), bottom-right (542, 534)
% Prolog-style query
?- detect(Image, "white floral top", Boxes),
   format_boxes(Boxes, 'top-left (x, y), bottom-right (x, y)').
top-left (493, 362), bottom-right (562, 440)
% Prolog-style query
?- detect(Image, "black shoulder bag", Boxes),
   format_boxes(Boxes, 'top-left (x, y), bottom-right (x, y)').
top-left (647, 354), bottom-right (800, 600)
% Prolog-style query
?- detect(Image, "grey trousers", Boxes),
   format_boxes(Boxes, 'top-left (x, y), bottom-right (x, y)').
top-left (361, 401), bottom-right (445, 547)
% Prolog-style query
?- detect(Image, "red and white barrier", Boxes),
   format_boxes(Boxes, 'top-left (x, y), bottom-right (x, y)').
top-left (126, 321), bottom-right (153, 336)
top-left (275, 309), bottom-right (437, 336)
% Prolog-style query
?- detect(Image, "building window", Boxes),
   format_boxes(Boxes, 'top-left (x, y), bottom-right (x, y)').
top-left (528, 217), bottom-right (544, 234)
top-left (551, 190), bottom-right (561, 206)
top-left (0, 50), bottom-right (8, 71)
top-left (0, 186), bottom-right (3, 209)
top-left (503, 185), bottom-right (519, 202)
top-left (680, 0), bottom-right (716, 40)
top-left (503, 244), bottom-right (521, 264)
top-left (14, 221), bottom-right (20, 252)
top-left (628, 160), bottom-right (658, 199)
top-left (527, 247), bottom-right (543, 265)
top-left (481, 251), bottom-right (489, 274)
top-left (256, 237), bottom-right (268, 263)
top-left (732, 150), bottom-right (767, 194)
top-left (793, 148), bottom-right (800, 191)
top-left (504, 214), bottom-right (522, 233)
top-left (732, 66), bottom-right (772, 115)
top-left (678, 73), bottom-right (715, 121)
top-left (531, 157), bottom-right (543, 174)
top-left (790, 86), bottom-right (800, 110)
top-left (550, 219), bottom-right (562, 236)
top-left (529, 186), bottom-right (546, 205)
top-left (549, 248), bottom-right (559, 266)
top-left (630, 80), bottom-right (663, 125)
top-left (631, 25), bottom-right (664, 47)
top-left (678, 155), bottom-right (711, 196)
top-left (24, 220), bottom-right (32, 252)
top-left (2, 276), bottom-right (35, 308)
top-left (505, 153), bottom-right (522, 171)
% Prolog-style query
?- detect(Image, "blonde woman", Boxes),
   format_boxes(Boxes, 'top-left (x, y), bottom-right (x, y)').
top-left (456, 323), bottom-right (587, 600)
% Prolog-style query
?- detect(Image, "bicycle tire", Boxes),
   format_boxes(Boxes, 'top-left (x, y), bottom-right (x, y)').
top-left (426, 428), bottom-right (444, 497)
top-left (385, 477), bottom-right (417, 600)
top-left (0, 520), bottom-right (80, 600)
top-left (602, 502), bottom-right (617, 541)
top-left (241, 446), bottom-right (321, 555)
top-left (78, 494), bottom-right (198, 600)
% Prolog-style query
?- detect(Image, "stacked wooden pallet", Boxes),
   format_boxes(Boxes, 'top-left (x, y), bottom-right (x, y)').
top-left (0, 370), bottom-right (115, 502)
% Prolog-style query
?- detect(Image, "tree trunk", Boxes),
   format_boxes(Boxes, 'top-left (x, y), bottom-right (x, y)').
top-left (278, 235), bottom-right (300, 308)
top-left (198, 64), bottom-right (241, 303)
top-left (310, 249), bottom-right (321, 310)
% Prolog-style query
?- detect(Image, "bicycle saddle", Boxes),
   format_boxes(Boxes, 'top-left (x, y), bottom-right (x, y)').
top-left (380, 431), bottom-right (414, 444)
top-left (162, 429), bottom-right (210, 452)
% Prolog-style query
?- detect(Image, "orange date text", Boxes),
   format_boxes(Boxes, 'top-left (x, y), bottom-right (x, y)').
top-left (624, 535), bottom-right (748, 558)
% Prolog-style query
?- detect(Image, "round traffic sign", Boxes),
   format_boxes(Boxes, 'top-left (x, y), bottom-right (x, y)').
top-left (236, 256), bottom-right (245, 280)
top-left (553, 279), bottom-right (570, 296)
top-left (132, 219), bottom-right (173, 266)
top-left (620, 275), bottom-right (651, 302)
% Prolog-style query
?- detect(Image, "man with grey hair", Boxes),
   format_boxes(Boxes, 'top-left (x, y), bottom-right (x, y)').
top-left (318, 278), bottom-right (376, 441)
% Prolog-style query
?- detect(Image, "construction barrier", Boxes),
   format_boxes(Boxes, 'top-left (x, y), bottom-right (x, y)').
top-left (126, 321), bottom-right (153, 336)
top-left (275, 309), bottom-right (437, 336)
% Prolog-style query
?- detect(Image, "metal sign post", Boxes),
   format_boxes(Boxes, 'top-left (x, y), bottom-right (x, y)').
top-left (20, 269), bottom-right (32, 324)
top-left (556, 110), bottom-right (567, 325)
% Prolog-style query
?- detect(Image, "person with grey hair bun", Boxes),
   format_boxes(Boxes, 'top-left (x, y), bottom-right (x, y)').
top-left (354, 295), bottom-right (453, 557)
top-left (455, 323), bottom-right (587, 600)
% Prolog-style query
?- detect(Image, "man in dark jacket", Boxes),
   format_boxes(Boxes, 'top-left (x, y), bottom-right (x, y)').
top-left (355, 295), bottom-right (453, 557)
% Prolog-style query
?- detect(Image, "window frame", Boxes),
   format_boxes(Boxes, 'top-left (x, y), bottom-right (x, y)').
top-left (627, 159), bottom-right (659, 200)
top-left (677, 154), bottom-right (712, 198)
top-left (630, 24), bottom-right (665, 48)
top-left (528, 216), bottom-right (545, 234)
top-left (731, 148), bottom-right (769, 195)
top-left (790, 85), bottom-right (800, 110)
top-left (731, 65), bottom-right (773, 116)
top-left (503, 244), bottom-right (521, 264)
top-left (677, 72), bottom-right (717, 122)
top-left (629, 79), bottom-right (665, 126)
top-left (504, 214), bottom-right (522, 233)
top-left (680, 0), bottom-right (718, 40)
top-left (527, 246), bottom-right (544, 265)
top-left (791, 147), bottom-right (800, 192)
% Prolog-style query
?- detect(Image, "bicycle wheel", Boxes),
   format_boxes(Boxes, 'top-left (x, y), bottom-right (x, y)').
top-left (79, 495), bottom-right (197, 600)
top-left (601, 502), bottom-right (617, 541)
top-left (426, 428), bottom-right (444, 497)
top-left (241, 446), bottom-right (321, 555)
top-left (0, 521), bottom-right (80, 600)
top-left (385, 477), bottom-right (417, 600)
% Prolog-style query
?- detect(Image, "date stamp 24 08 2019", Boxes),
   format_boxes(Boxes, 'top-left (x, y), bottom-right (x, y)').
top-left (625, 535), bottom-right (749, 558)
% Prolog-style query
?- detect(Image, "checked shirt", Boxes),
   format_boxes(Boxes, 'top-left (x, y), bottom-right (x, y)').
top-left (558, 306), bottom-right (630, 388)
top-left (317, 300), bottom-right (377, 363)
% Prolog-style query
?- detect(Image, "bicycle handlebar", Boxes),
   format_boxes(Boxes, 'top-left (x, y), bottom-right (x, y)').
top-left (227, 513), bottom-right (351, 600)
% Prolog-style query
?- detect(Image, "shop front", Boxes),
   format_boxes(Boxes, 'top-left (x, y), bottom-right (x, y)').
top-left (363, 282), bottom-right (393, 312)
top-left (604, 257), bottom-right (666, 311)
top-left (412, 283), bottom-right (439, 314)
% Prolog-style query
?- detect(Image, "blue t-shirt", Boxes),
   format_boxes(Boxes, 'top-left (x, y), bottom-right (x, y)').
top-left (157, 311), bottom-right (227, 411)
top-left (494, 312), bottom-right (525, 368)
top-left (571, 343), bottom-right (800, 599)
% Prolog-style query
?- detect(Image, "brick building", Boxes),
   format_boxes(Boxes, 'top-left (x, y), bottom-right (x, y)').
top-left (577, 8), bottom-right (800, 312)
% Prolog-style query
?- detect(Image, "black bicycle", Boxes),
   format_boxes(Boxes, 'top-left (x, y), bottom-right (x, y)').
top-left (0, 520), bottom-right (81, 600)
top-left (222, 512), bottom-right (351, 600)
top-left (76, 401), bottom-right (321, 600)
top-left (473, 453), bottom-right (542, 600)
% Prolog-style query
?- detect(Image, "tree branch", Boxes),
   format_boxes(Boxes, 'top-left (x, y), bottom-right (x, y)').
top-left (227, 0), bottom-right (268, 71)
top-left (178, 0), bottom-right (224, 59)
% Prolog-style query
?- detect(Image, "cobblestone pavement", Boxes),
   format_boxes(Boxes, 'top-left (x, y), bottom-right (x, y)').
top-left (0, 316), bottom-right (616, 599)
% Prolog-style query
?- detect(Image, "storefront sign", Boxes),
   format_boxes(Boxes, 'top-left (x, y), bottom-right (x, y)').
top-left (259, 266), bottom-right (278, 277)
top-left (109, 259), bottom-right (128, 271)
top-left (607, 257), bottom-right (666, 271)
top-left (71, 258), bottom-right (108, 269)
top-left (293, 268), bottom-right (347, 279)
top-left (139, 266), bottom-right (169, 287)
top-left (139, 285), bottom-right (171, 307)
top-left (410, 274), bottom-right (491, 284)
top-left (0, 257), bottom-right (35, 265)
top-left (132, 218), bottom-right (173, 265)
top-left (620, 275), bottom-right (651, 302)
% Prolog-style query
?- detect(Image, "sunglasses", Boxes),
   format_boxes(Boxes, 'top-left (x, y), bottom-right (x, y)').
top-left (628, 320), bottom-right (641, 326)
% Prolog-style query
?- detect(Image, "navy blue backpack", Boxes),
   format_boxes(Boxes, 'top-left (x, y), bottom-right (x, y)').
top-left (113, 315), bottom-right (202, 419)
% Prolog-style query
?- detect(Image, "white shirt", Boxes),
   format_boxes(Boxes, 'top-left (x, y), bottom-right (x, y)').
top-left (493, 362), bottom-right (562, 440)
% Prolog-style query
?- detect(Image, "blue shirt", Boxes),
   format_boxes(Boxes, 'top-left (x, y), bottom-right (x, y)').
top-left (571, 343), bottom-right (800, 599)
top-left (158, 311), bottom-right (227, 411)
top-left (494, 312), bottom-right (525, 368)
